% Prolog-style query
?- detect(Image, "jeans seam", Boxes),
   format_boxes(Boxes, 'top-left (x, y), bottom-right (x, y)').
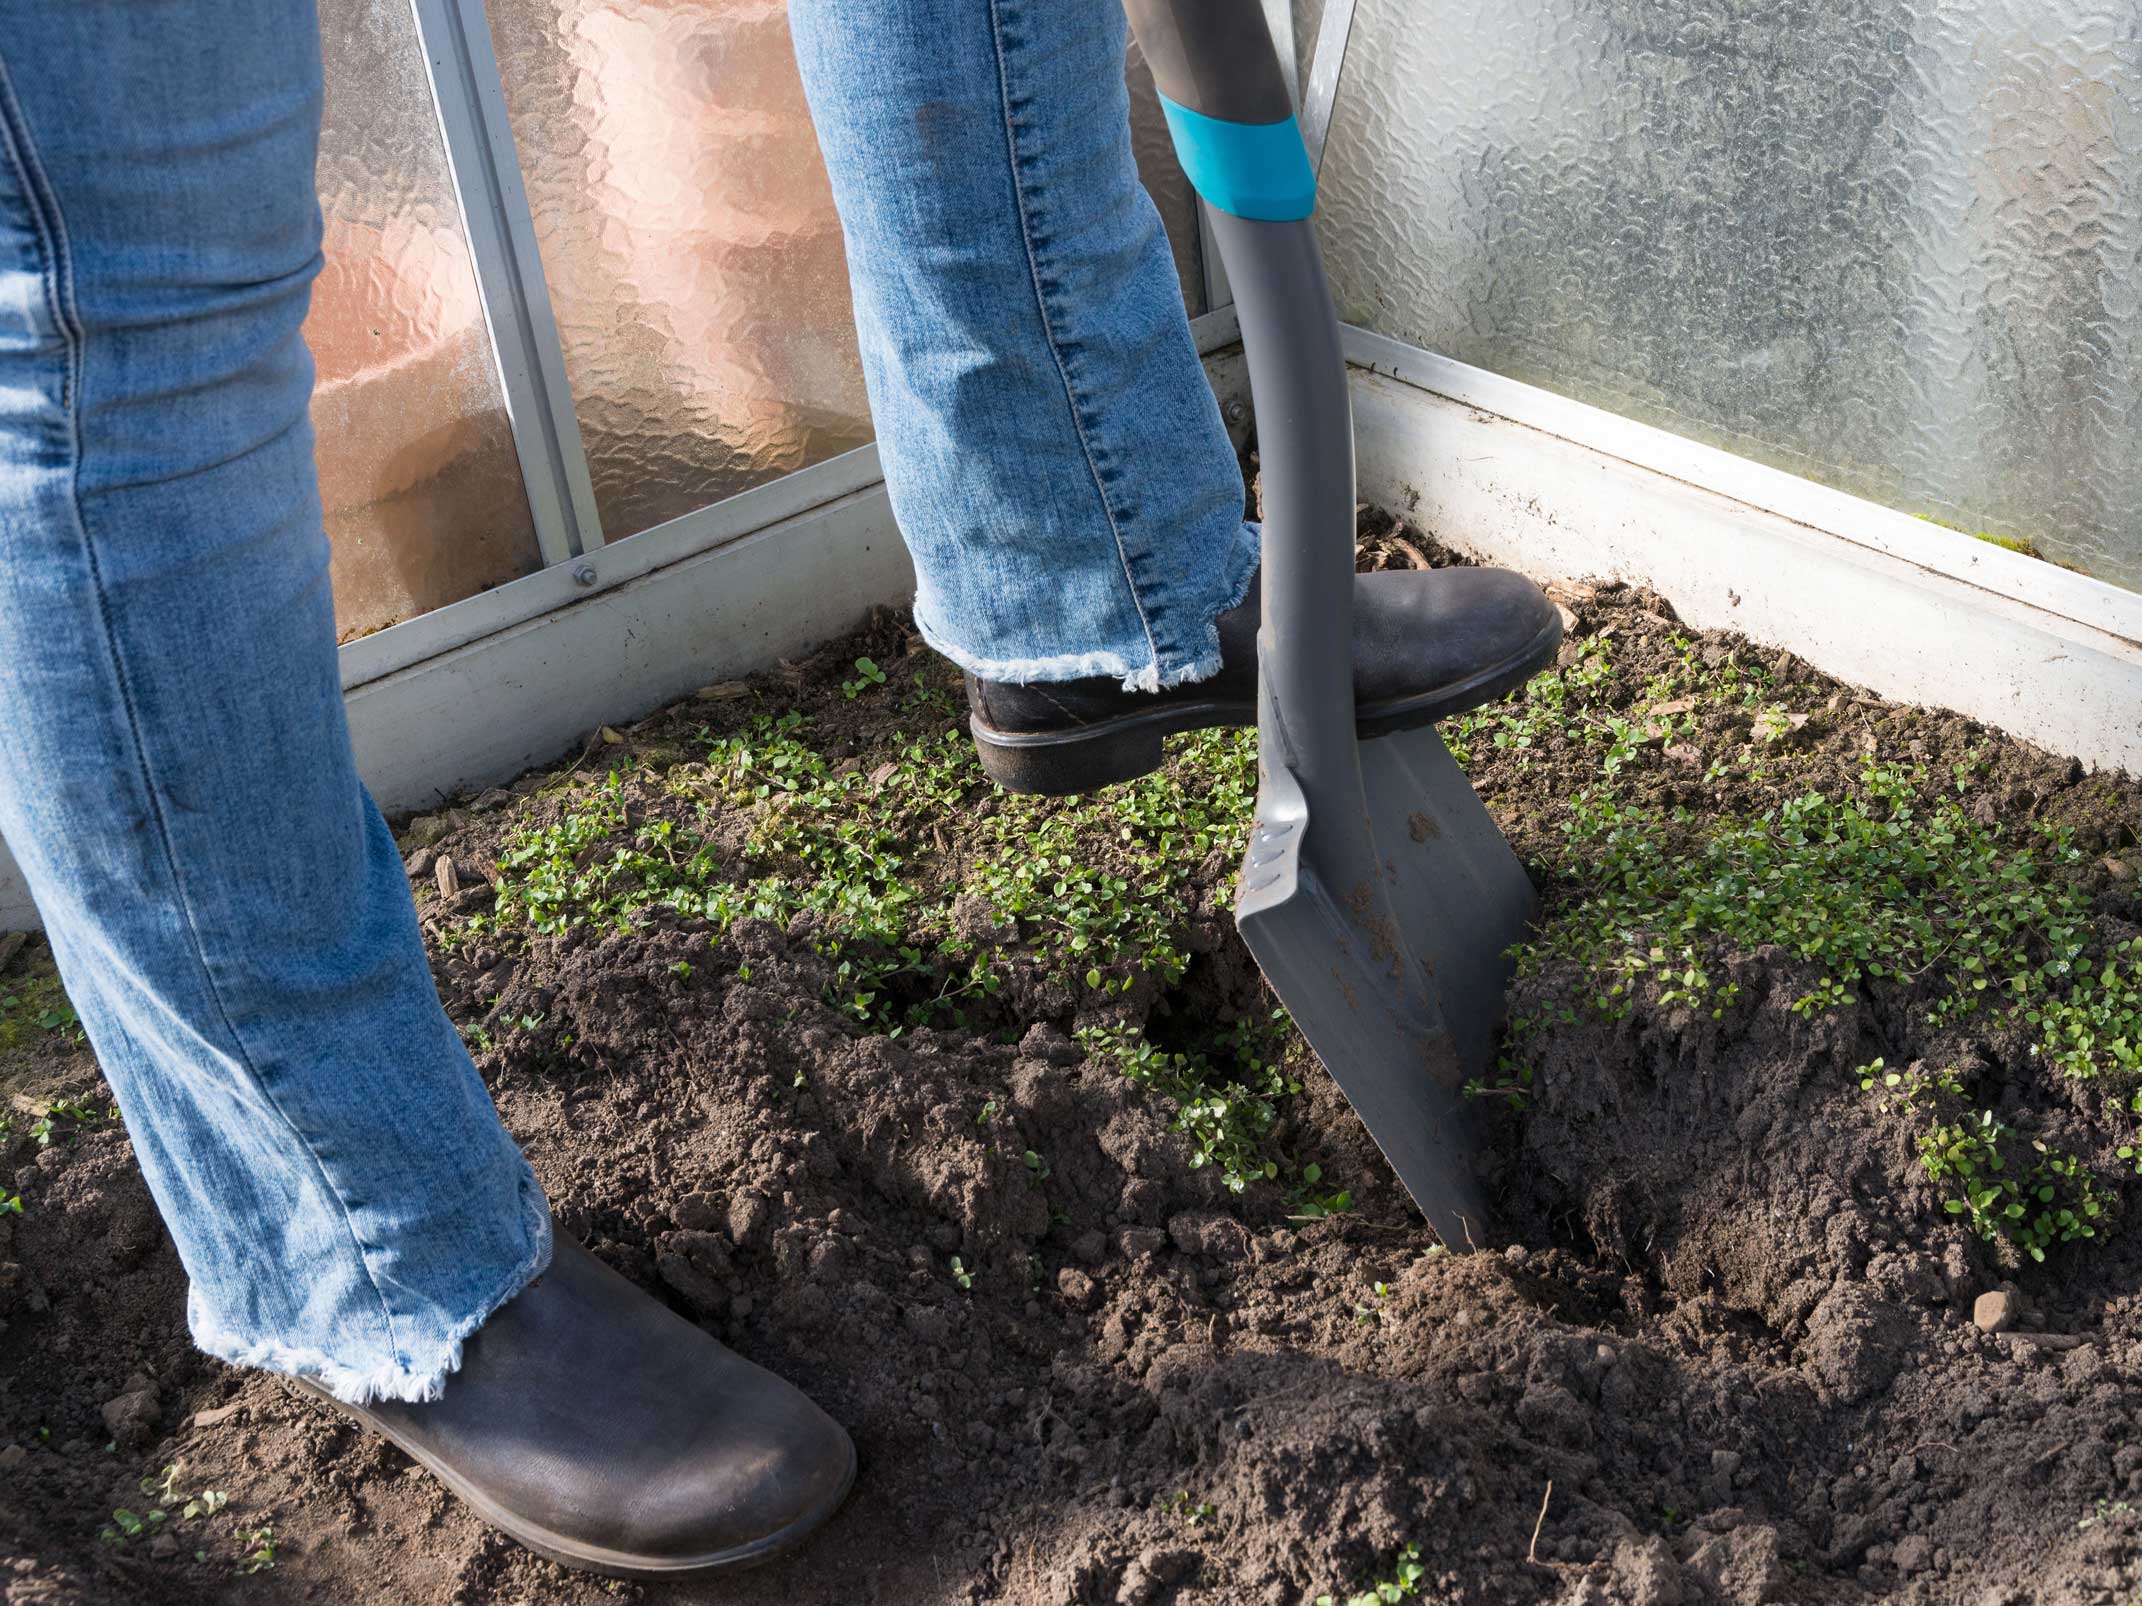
top-left (0, 54), bottom-right (411, 1366)
top-left (984, 0), bottom-right (1162, 675)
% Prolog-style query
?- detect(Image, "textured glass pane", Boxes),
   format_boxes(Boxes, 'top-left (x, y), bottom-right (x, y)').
top-left (483, 2), bottom-right (1204, 542)
top-left (312, 0), bottom-right (542, 640)
top-left (481, 0), bottom-right (873, 541)
top-left (1318, 0), bottom-right (2142, 590)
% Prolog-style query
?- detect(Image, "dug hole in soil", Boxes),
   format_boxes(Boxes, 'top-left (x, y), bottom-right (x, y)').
top-left (4, 506), bottom-right (2142, 1606)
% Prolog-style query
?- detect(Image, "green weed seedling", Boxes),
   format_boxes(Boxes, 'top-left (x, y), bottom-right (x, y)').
top-left (1316, 1542), bottom-right (1426, 1605)
top-left (100, 1506), bottom-right (163, 1547)
top-left (2078, 1498), bottom-right (2133, 1532)
top-left (29, 1100), bottom-right (107, 1149)
top-left (840, 657), bottom-right (888, 699)
top-left (236, 1524), bottom-right (277, 1574)
top-left (1165, 1489), bottom-right (1215, 1527)
top-left (1288, 1162), bottom-right (1353, 1222)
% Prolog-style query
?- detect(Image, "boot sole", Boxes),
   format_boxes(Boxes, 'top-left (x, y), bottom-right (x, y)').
top-left (971, 612), bottom-right (1563, 796)
top-left (294, 1379), bottom-right (857, 1579)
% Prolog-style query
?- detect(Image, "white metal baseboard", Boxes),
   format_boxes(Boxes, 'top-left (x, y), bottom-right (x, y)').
top-left (4, 327), bottom-right (2136, 931)
top-left (0, 484), bottom-right (915, 933)
top-left (1340, 328), bottom-right (2142, 776)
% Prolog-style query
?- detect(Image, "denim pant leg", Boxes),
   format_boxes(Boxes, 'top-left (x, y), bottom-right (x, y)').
top-left (0, 2), bottom-right (549, 1403)
top-left (789, 0), bottom-right (1259, 691)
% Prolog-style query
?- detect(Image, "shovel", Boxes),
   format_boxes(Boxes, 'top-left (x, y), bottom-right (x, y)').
top-left (1127, 0), bottom-right (1543, 1246)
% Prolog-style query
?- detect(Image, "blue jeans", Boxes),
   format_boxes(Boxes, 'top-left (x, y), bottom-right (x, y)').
top-left (0, 0), bottom-right (1247, 1401)
top-left (789, 0), bottom-right (1257, 690)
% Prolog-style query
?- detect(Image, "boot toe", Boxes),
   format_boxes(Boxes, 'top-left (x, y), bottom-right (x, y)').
top-left (627, 1379), bottom-right (856, 1564)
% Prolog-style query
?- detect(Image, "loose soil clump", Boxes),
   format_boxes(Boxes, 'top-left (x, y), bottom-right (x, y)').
top-left (4, 510), bottom-right (2142, 1605)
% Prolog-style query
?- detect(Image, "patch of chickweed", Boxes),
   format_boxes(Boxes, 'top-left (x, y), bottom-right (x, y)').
top-left (1501, 729), bottom-right (2138, 1259)
top-left (465, 716), bottom-right (1258, 1038)
top-left (1520, 759), bottom-right (2120, 1057)
top-left (1079, 1012), bottom-right (1316, 1200)
top-left (456, 706), bottom-right (1310, 1196)
top-left (1861, 1059), bottom-right (2110, 1261)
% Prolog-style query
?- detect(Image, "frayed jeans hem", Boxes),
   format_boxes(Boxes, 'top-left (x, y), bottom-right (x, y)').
top-left (914, 522), bottom-right (1260, 694)
top-left (186, 1178), bottom-right (555, 1407)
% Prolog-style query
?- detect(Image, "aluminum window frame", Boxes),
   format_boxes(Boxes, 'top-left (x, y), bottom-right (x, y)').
top-left (409, 0), bottom-right (603, 565)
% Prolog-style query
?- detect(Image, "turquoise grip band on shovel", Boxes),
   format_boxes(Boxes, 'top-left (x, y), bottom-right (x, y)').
top-left (1154, 95), bottom-right (1316, 222)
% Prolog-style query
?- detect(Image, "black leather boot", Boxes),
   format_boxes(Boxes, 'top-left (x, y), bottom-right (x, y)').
top-left (297, 1235), bottom-right (854, 1578)
top-left (965, 565), bottom-right (1561, 794)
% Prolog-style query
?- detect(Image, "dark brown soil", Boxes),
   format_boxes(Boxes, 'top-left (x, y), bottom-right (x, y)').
top-left (5, 511), bottom-right (2142, 1606)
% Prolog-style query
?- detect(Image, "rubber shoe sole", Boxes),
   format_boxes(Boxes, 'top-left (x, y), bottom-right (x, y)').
top-left (294, 1379), bottom-right (857, 1579)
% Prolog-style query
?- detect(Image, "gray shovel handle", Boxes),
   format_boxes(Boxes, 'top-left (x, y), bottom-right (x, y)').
top-left (1122, 0), bottom-right (1295, 126)
top-left (1126, 0), bottom-right (1361, 813)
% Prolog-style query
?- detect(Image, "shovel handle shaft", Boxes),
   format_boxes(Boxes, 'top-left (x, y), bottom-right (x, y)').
top-left (1124, 0), bottom-right (1316, 221)
top-left (1210, 209), bottom-right (1365, 826)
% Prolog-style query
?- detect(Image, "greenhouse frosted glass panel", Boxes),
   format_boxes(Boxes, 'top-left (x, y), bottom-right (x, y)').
top-left (311, 0), bottom-right (542, 640)
top-left (483, 1), bottom-right (1207, 542)
top-left (480, 0), bottom-right (869, 541)
top-left (1317, 0), bottom-right (2142, 590)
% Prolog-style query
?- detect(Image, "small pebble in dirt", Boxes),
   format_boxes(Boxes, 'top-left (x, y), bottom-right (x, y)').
top-left (1973, 1290), bottom-right (2016, 1333)
top-left (402, 847), bottom-right (436, 879)
top-left (434, 856), bottom-right (461, 899)
top-left (1595, 1344), bottom-right (1618, 1368)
